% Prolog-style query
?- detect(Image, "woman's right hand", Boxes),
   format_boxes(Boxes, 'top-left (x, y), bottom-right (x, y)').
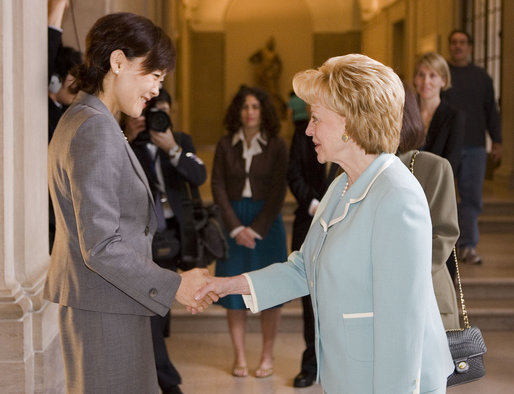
top-left (235, 227), bottom-right (256, 249)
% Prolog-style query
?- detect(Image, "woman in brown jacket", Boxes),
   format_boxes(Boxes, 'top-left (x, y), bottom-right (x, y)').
top-left (211, 85), bottom-right (288, 378)
top-left (398, 83), bottom-right (460, 329)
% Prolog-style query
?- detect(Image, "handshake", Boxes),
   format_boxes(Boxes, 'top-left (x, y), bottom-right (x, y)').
top-left (174, 268), bottom-right (250, 314)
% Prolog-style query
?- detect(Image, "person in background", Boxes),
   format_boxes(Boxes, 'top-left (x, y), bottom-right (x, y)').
top-left (413, 52), bottom-right (465, 176)
top-left (48, 0), bottom-right (82, 141)
top-left (398, 83), bottom-right (460, 329)
top-left (48, 0), bottom-right (82, 252)
top-left (48, 0), bottom-right (68, 85)
top-left (123, 87), bottom-right (206, 394)
top-left (287, 92), bottom-right (339, 388)
top-left (211, 85), bottom-right (288, 378)
top-left (443, 30), bottom-right (502, 265)
top-left (45, 12), bottom-right (215, 393)
top-left (198, 54), bottom-right (453, 393)
top-left (49, 47), bottom-right (83, 137)
top-left (287, 91), bottom-right (309, 137)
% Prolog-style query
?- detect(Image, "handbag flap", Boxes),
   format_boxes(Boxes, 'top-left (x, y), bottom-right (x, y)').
top-left (446, 326), bottom-right (487, 359)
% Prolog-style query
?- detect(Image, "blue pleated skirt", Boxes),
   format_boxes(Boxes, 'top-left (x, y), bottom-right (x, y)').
top-left (215, 198), bottom-right (287, 309)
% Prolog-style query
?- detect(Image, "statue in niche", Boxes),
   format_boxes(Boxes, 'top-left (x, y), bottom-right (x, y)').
top-left (249, 36), bottom-right (286, 118)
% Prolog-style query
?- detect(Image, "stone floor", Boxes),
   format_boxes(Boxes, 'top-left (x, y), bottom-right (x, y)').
top-left (166, 330), bottom-right (514, 393)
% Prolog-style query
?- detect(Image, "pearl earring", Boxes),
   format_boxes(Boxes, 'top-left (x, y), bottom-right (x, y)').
top-left (342, 134), bottom-right (349, 142)
top-left (114, 69), bottom-right (120, 74)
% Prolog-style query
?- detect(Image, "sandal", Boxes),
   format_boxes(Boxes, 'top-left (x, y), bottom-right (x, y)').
top-left (255, 367), bottom-right (273, 378)
top-left (232, 365), bottom-right (248, 377)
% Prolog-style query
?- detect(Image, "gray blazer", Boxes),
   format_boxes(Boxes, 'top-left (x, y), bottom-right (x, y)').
top-left (45, 92), bottom-right (180, 317)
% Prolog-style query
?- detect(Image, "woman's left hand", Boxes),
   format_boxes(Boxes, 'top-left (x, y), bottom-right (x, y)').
top-left (235, 227), bottom-right (256, 249)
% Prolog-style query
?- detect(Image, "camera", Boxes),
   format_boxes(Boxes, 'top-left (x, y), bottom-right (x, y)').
top-left (133, 107), bottom-right (172, 144)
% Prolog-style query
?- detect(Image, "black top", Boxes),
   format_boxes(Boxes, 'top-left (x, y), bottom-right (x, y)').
top-left (442, 63), bottom-right (501, 147)
top-left (423, 99), bottom-right (465, 176)
top-left (287, 126), bottom-right (336, 250)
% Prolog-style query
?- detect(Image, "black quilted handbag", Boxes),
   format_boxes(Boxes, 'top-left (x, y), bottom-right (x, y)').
top-left (446, 248), bottom-right (487, 387)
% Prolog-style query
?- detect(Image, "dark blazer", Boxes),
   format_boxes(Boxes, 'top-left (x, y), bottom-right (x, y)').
top-left (423, 99), bottom-right (465, 176)
top-left (211, 134), bottom-right (287, 237)
top-left (48, 26), bottom-right (64, 142)
top-left (133, 132), bottom-right (207, 240)
top-left (45, 92), bottom-right (181, 317)
top-left (159, 132), bottom-right (206, 229)
top-left (287, 127), bottom-right (332, 250)
top-left (48, 27), bottom-right (62, 82)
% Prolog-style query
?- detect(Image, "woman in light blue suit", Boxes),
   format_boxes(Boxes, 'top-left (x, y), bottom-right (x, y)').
top-left (198, 54), bottom-right (453, 393)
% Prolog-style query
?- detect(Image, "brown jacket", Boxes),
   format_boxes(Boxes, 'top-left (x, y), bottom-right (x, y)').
top-left (211, 134), bottom-right (288, 237)
top-left (399, 150), bottom-right (460, 329)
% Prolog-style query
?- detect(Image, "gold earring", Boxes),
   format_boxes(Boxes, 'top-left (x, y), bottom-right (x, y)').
top-left (342, 134), bottom-right (349, 142)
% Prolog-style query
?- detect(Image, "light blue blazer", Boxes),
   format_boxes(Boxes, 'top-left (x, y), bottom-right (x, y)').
top-left (245, 153), bottom-right (453, 393)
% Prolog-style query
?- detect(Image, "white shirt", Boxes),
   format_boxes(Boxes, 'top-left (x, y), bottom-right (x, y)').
top-left (146, 143), bottom-right (182, 218)
top-left (229, 129), bottom-right (267, 239)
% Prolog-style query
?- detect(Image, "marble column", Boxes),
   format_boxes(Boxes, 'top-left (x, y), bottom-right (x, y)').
top-left (0, 1), bottom-right (64, 392)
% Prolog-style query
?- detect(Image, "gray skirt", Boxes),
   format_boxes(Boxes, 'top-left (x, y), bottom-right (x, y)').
top-left (58, 306), bottom-right (159, 394)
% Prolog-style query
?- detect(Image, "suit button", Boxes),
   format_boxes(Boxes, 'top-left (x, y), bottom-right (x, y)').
top-left (144, 226), bottom-right (149, 236)
top-left (149, 288), bottom-right (158, 298)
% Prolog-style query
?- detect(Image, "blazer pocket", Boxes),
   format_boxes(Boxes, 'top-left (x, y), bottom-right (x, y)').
top-left (342, 312), bottom-right (373, 362)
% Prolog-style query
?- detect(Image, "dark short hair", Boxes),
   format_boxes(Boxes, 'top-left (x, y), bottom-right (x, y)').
top-left (397, 82), bottom-right (425, 154)
top-left (71, 12), bottom-right (175, 95)
top-left (54, 46), bottom-right (82, 82)
top-left (448, 29), bottom-right (473, 45)
top-left (223, 85), bottom-right (280, 139)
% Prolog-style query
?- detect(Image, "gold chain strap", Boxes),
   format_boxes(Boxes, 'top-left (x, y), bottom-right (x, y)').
top-left (409, 150), bottom-right (470, 331)
top-left (452, 247), bottom-right (471, 329)
top-left (409, 150), bottom-right (420, 174)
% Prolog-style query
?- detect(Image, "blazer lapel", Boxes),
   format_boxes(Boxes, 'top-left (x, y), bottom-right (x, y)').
top-left (319, 173), bottom-right (350, 232)
top-left (124, 143), bottom-right (155, 209)
top-left (320, 154), bottom-right (395, 230)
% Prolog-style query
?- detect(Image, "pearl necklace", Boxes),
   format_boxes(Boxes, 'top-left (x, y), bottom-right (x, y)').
top-left (120, 129), bottom-right (128, 141)
top-left (341, 180), bottom-right (349, 198)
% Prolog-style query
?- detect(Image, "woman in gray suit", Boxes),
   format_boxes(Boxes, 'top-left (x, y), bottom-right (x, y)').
top-left (45, 13), bottom-right (214, 393)
top-left (197, 55), bottom-right (453, 393)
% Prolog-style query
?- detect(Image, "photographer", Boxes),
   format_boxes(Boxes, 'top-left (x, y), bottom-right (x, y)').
top-left (123, 88), bottom-right (206, 394)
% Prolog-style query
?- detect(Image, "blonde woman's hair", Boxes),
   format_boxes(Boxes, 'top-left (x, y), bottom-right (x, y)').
top-left (292, 54), bottom-right (404, 154)
top-left (414, 52), bottom-right (452, 90)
